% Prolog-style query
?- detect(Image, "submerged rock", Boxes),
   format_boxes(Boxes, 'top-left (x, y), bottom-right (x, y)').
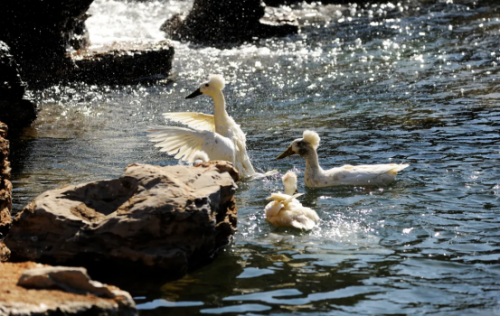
top-left (162, 0), bottom-right (298, 46)
top-left (5, 161), bottom-right (238, 279)
top-left (0, 42), bottom-right (37, 131)
top-left (71, 42), bottom-right (175, 85)
top-left (0, 261), bottom-right (136, 315)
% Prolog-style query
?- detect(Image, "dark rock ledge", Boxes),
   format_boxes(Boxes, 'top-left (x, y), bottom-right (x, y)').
top-left (0, 42), bottom-right (37, 131)
top-left (5, 161), bottom-right (239, 279)
top-left (71, 42), bottom-right (175, 85)
top-left (162, 0), bottom-right (299, 46)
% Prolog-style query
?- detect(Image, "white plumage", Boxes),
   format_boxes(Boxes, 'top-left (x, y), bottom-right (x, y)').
top-left (265, 171), bottom-right (320, 230)
top-left (148, 75), bottom-right (266, 178)
top-left (277, 130), bottom-right (410, 187)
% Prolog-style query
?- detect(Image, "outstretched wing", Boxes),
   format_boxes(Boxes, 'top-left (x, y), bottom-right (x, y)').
top-left (148, 126), bottom-right (234, 163)
top-left (163, 112), bottom-right (215, 132)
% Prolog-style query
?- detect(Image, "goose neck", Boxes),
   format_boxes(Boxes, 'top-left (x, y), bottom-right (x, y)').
top-left (305, 149), bottom-right (322, 172)
top-left (211, 90), bottom-right (229, 120)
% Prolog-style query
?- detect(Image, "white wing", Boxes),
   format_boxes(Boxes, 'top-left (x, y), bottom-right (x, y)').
top-left (163, 112), bottom-right (215, 132)
top-left (225, 117), bottom-right (256, 176)
top-left (148, 126), bottom-right (234, 163)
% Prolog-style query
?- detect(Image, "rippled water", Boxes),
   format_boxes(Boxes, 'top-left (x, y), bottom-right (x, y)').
top-left (12, 0), bottom-right (500, 314)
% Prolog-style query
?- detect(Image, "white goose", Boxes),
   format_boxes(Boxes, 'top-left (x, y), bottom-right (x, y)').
top-left (265, 171), bottom-right (320, 230)
top-left (277, 130), bottom-right (409, 187)
top-left (149, 75), bottom-right (267, 178)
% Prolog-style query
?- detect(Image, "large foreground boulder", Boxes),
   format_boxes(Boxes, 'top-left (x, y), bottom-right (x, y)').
top-left (162, 0), bottom-right (298, 46)
top-left (0, 262), bottom-right (136, 315)
top-left (0, 42), bottom-right (37, 130)
top-left (5, 161), bottom-right (238, 279)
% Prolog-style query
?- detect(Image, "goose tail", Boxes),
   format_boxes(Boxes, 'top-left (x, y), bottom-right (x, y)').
top-left (388, 163), bottom-right (410, 175)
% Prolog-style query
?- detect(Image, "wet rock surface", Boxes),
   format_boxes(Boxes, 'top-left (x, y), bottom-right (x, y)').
top-left (71, 42), bottom-right (175, 85)
top-left (0, 0), bottom-right (94, 88)
top-left (0, 42), bottom-right (37, 131)
top-left (162, 0), bottom-right (298, 46)
top-left (5, 161), bottom-right (238, 279)
top-left (0, 261), bottom-right (137, 316)
top-left (0, 123), bottom-right (12, 237)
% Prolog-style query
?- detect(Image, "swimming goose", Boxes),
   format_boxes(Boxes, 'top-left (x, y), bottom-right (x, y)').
top-left (149, 75), bottom-right (271, 178)
top-left (265, 171), bottom-right (320, 230)
top-left (277, 130), bottom-right (409, 187)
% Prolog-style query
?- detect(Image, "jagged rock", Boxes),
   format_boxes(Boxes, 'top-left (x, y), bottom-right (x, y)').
top-left (0, 123), bottom-right (12, 237)
top-left (161, 0), bottom-right (298, 46)
top-left (0, 242), bottom-right (10, 262)
top-left (0, 262), bottom-right (137, 316)
top-left (5, 161), bottom-right (238, 279)
top-left (0, 0), bottom-right (94, 88)
top-left (71, 42), bottom-right (175, 85)
top-left (0, 43), bottom-right (37, 130)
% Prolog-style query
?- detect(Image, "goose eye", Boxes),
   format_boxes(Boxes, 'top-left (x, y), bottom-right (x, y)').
top-left (205, 84), bottom-right (209, 87)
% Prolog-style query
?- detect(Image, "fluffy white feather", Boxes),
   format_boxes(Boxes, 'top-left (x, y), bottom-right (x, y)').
top-left (265, 171), bottom-right (319, 230)
top-left (208, 74), bottom-right (225, 91)
top-left (303, 130), bottom-right (320, 150)
top-left (282, 170), bottom-right (298, 195)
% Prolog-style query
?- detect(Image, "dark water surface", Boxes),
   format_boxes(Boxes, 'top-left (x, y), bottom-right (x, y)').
top-left (12, 0), bottom-right (500, 314)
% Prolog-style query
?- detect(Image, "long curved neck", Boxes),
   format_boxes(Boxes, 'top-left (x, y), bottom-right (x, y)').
top-left (304, 149), bottom-right (322, 173)
top-left (210, 90), bottom-right (229, 125)
top-left (284, 183), bottom-right (296, 195)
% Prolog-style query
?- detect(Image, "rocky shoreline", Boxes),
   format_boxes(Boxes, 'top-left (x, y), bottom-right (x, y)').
top-left (0, 161), bottom-right (239, 315)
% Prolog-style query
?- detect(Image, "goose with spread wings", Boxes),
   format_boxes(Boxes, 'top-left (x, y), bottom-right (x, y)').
top-left (149, 75), bottom-right (273, 178)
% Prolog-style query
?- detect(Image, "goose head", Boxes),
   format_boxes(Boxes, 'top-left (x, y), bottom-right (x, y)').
top-left (282, 171), bottom-right (298, 195)
top-left (277, 130), bottom-right (320, 159)
top-left (186, 74), bottom-right (226, 99)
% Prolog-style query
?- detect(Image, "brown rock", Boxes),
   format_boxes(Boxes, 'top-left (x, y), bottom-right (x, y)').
top-left (18, 266), bottom-right (116, 298)
top-left (0, 241), bottom-right (10, 262)
top-left (0, 122), bottom-right (12, 237)
top-left (0, 261), bottom-right (137, 315)
top-left (5, 162), bottom-right (238, 279)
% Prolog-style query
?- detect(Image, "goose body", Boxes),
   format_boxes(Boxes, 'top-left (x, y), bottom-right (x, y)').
top-left (149, 75), bottom-right (259, 178)
top-left (277, 130), bottom-right (409, 187)
top-left (265, 171), bottom-right (320, 230)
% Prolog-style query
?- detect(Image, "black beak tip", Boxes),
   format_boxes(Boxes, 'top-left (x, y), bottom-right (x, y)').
top-left (186, 89), bottom-right (203, 99)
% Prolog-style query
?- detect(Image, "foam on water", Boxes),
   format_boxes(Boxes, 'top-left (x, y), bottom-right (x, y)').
top-left (86, 0), bottom-right (191, 47)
